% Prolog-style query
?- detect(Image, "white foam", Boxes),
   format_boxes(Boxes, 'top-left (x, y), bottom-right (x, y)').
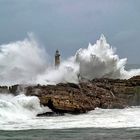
top-left (0, 35), bottom-right (140, 130)
top-left (1, 102), bottom-right (140, 130)
top-left (36, 34), bottom-right (140, 84)
top-left (75, 34), bottom-right (140, 80)
top-left (0, 34), bottom-right (47, 85)
top-left (36, 57), bottom-right (79, 85)
top-left (0, 34), bottom-right (140, 85)
top-left (0, 94), bottom-right (50, 123)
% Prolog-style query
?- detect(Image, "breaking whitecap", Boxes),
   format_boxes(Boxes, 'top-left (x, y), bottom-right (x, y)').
top-left (0, 34), bottom-right (140, 85)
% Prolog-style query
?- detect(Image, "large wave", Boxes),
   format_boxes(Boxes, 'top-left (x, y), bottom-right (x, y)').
top-left (0, 34), bottom-right (140, 85)
top-left (0, 94), bottom-right (50, 122)
top-left (0, 34), bottom-right (47, 85)
top-left (75, 34), bottom-right (140, 80)
top-left (37, 34), bottom-right (140, 84)
top-left (1, 98), bottom-right (140, 130)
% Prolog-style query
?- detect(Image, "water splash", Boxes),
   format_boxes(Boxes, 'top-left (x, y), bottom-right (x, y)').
top-left (75, 34), bottom-right (127, 79)
top-left (1, 104), bottom-right (140, 130)
top-left (0, 94), bottom-right (50, 122)
top-left (0, 34), bottom-right (140, 85)
top-left (75, 34), bottom-right (140, 80)
top-left (0, 34), bottom-right (47, 85)
top-left (37, 34), bottom-right (140, 84)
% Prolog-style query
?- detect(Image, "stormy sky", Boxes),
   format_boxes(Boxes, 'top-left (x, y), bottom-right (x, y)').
top-left (0, 0), bottom-right (140, 63)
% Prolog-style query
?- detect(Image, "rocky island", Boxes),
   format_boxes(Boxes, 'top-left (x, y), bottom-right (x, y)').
top-left (0, 75), bottom-right (140, 115)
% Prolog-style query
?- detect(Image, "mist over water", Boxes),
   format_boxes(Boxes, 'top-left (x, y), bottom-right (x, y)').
top-left (0, 35), bottom-right (47, 85)
top-left (0, 34), bottom-right (140, 85)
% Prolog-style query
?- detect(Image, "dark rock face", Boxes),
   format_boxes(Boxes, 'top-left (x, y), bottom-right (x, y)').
top-left (92, 76), bottom-right (140, 106)
top-left (24, 82), bottom-right (127, 114)
top-left (37, 112), bottom-right (64, 117)
top-left (1, 76), bottom-right (140, 114)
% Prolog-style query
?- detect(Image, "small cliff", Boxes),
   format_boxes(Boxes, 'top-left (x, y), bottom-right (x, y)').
top-left (25, 75), bottom-right (140, 114)
top-left (1, 76), bottom-right (140, 114)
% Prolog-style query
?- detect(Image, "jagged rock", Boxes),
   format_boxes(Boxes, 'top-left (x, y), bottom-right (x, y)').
top-left (0, 86), bottom-right (9, 93)
top-left (25, 81), bottom-right (128, 114)
top-left (37, 112), bottom-right (64, 117)
top-left (2, 75), bottom-right (140, 114)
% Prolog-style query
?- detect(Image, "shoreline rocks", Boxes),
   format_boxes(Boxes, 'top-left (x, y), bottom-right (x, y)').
top-left (1, 76), bottom-right (140, 114)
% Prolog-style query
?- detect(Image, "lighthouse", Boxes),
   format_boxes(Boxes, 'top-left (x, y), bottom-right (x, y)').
top-left (55, 49), bottom-right (60, 67)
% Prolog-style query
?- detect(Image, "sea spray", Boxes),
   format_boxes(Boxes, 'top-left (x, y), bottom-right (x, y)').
top-left (0, 94), bottom-right (50, 122)
top-left (0, 34), bottom-right (140, 85)
top-left (75, 34), bottom-right (127, 79)
top-left (1, 100), bottom-right (140, 130)
top-left (0, 34), bottom-right (47, 85)
top-left (36, 57), bottom-right (79, 85)
top-left (37, 34), bottom-right (140, 84)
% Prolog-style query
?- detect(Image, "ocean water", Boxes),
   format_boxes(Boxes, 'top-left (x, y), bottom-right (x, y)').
top-left (0, 94), bottom-right (140, 139)
top-left (0, 35), bottom-right (140, 139)
top-left (1, 128), bottom-right (140, 140)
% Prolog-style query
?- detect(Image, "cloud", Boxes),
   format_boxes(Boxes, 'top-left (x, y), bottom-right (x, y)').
top-left (0, 0), bottom-right (140, 63)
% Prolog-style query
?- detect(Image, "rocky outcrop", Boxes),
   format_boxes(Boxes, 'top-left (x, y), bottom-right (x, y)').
top-left (24, 75), bottom-right (140, 114)
top-left (92, 76), bottom-right (140, 106)
top-left (1, 76), bottom-right (140, 114)
top-left (24, 83), bottom-right (126, 114)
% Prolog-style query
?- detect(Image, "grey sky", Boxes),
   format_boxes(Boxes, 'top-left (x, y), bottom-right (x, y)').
top-left (0, 0), bottom-right (140, 63)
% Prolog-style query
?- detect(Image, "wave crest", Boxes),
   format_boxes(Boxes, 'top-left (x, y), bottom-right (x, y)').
top-left (0, 34), bottom-right (140, 85)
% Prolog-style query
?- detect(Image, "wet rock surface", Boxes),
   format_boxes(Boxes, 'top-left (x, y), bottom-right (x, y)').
top-left (1, 76), bottom-right (140, 114)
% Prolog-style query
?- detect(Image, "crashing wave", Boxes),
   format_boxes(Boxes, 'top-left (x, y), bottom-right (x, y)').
top-left (0, 94), bottom-right (50, 121)
top-left (0, 34), bottom-right (140, 85)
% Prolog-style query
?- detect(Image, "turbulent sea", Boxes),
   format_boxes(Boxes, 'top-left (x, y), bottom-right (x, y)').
top-left (0, 34), bottom-right (140, 139)
top-left (1, 94), bottom-right (140, 140)
top-left (1, 128), bottom-right (140, 140)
